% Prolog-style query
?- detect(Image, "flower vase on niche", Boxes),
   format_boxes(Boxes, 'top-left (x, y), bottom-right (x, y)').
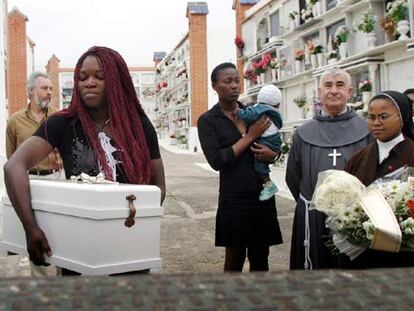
top-left (295, 60), bottom-right (302, 74)
top-left (366, 32), bottom-right (377, 49)
top-left (317, 53), bottom-right (324, 67)
top-left (328, 58), bottom-right (337, 65)
top-left (312, 2), bottom-right (321, 18)
top-left (256, 74), bottom-right (262, 85)
top-left (362, 91), bottom-right (372, 110)
top-left (338, 43), bottom-right (347, 59)
top-left (260, 72), bottom-right (266, 84)
top-left (386, 30), bottom-right (395, 43)
top-left (310, 54), bottom-right (318, 68)
top-left (271, 68), bottom-right (277, 81)
top-left (245, 79), bottom-right (250, 89)
top-left (295, 15), bottom-right (301, 28)
top-left (301, 107), bottom-right (309, 119)
top-left (397, 20), bottom-right (410, 40)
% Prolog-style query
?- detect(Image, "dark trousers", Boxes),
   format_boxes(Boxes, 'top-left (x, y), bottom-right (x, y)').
top-left (224, 246), bottom-right (270, 272)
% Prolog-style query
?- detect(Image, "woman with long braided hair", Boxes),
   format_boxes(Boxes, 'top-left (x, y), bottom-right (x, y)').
top-left (4, 46), bottom-right (166, 271)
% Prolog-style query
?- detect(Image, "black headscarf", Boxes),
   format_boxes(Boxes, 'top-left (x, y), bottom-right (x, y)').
top-left (369, 90), bottom-right (414, 141)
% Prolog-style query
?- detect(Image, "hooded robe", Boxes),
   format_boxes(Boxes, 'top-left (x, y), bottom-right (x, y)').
top-left (286, 108), bottom-right (371, 270)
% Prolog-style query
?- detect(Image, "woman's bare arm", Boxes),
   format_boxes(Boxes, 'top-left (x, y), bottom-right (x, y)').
top-left (151, 158), bottom-right (166, 205)
top-left (3, 136), bottom-right (54, 265)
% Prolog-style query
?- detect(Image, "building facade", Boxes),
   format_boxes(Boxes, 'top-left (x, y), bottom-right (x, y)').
top-left (154, 2), bottom-right (209, 152)
top-left (234, 0), bottom-right (414, 196)
top-left (45, 56), bottom-right (156, 123)
top-left (7, 7), bottom-right (35, 116)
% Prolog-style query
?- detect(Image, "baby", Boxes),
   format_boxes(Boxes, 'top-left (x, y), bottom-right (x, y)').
top-left (237, 84), bottom-right (283, 201)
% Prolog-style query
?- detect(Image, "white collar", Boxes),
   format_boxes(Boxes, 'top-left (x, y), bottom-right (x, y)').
top-left (377, 133), bottom-right (405, 164)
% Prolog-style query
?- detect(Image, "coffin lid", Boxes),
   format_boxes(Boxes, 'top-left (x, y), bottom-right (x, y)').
top-left (2, 179), bottom-right (162, 220)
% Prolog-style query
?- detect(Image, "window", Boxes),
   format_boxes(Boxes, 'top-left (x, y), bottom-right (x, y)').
top-left (141, 73), bottom-right (155, 84)
top-left (130, 73), bottom-right (140, 86)
top-left (256, 18), bottom-right (269, 51)
top-left (279, 45), bottom-right (293, 77)
top-left (269, 10), bottom-right (281, 37)
top-left (326, 0), bottom-right (338, 11)
top-left (303, 31), bottom-right (320, 45)
top-left (326, 19), bottom-right (345, 50)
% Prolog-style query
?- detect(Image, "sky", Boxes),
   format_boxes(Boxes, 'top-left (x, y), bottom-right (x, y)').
top-left (8, 0), bottom-right (237, 70)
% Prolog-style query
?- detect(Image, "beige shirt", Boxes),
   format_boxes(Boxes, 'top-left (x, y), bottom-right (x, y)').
top-left (6, 105), bottom-right (57, 171)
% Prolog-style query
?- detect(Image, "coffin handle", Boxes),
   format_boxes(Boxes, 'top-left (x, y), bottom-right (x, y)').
top-left (125, 194), bottom-right (137, 227)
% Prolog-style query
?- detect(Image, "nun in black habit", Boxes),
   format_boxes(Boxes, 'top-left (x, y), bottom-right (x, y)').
top-left (343, 90), bottom-right (414, 269)
top-left (286, 68), bottom-right (372, 270)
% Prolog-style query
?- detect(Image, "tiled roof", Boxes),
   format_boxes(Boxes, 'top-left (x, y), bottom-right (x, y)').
top-left (240, 0), bottom-right (260, 4)
top-left (153, 52), bottom-right (167, 61)
top-left (232, 0), bottom-right (261, 10)
top-left (186, 2), bottom-right (209, 16)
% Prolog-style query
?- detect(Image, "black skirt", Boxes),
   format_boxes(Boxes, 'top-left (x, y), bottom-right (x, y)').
top-left (215, 191), bottom-right (283, 247)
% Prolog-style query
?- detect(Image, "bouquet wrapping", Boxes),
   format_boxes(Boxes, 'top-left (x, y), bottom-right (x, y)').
top-left (313, 167), bottom-right (414, 260)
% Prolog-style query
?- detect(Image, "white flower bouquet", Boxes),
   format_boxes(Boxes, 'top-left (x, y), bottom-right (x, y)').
top-left (313, 168), bottom-right (414, 259)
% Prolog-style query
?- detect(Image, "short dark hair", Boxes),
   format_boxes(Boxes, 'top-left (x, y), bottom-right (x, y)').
top-left (211, 62), bottom-right (236, 83)
top-left (403, 88), bottom-right (414, 96)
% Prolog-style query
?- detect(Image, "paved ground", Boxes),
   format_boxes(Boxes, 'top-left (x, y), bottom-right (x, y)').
top-left (0, 143), bottom-right (295, 277)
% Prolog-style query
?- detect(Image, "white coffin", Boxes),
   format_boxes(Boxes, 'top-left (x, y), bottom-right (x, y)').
top-left (0, 179), bottom-right (163, 275)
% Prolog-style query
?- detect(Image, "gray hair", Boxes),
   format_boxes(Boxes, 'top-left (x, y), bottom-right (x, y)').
top-left (319, 68), bottom-right (351, 87)
top-left (26, 71), bottom-right (50, 92)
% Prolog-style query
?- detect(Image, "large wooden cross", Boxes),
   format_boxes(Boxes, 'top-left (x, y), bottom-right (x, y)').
top-left (328, 149), bottom-right (342, 167)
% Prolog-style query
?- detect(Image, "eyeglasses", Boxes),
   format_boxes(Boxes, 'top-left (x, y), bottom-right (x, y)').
top-left (366, 113), bottom-right (399, 123)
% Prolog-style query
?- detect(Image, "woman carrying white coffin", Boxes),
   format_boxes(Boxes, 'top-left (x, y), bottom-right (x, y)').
top-left (3, 46), bottom-right (166, 275)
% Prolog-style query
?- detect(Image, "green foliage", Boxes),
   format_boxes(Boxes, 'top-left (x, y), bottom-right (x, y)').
top-left (356, 10), bottom-right (376, 33)
top-left (387, 0), bottom-right (408, 23)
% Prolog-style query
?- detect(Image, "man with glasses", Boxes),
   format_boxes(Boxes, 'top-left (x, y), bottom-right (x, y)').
top-left (286, 68), bottom-right (372, 270)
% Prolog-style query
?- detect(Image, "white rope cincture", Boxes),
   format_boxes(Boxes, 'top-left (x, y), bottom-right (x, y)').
top-left (98, 131), bottom-right (119, 181)
top-left (300, 193), bottom-right (313, 270)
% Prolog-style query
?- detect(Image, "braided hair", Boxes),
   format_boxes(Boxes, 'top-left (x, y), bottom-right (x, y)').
top-left (56, 46), bottom-right (152, 184)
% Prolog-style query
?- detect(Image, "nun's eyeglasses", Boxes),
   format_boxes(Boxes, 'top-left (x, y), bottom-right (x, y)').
top-left (366, 113), bottom-right (399, 123)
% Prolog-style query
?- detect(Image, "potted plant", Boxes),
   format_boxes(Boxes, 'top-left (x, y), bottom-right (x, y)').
top-left (358, 80), bottom-right (372, 108)
top-left (310, 0), bottom-right (322, 18)
top-left (177, 135), bottom-right (188, 149)
top-left (355, 9), bottom-right (377, 49)
top-left (293, 95), bottom-right (309, 118)
top-left (252, 60), bottom-right (267, 84)
top-left (289, 11), bottom-right (300, 29)
top-left (315, 43), bottom-right (324, 66)
top-left (234, 36), bottom-right (245, 56)
top-left (294, 48), bottom-right (305, 73)
top-left (386, 0), bottom-right (409, 40)
top-left (301, 6), bottom-right (313, 23)
top-left (326, 50), bottom-right (338, 64)
top-left (269, 57), bottom-right (279, 80)
top-left (243, 68), bottom-right (257, 87)
top-left (335, 26), bottom-right (349, 59)
top-left (279, 58), bottom-right (288, 78)
top-left (307, 41), bottom-right (318, 68)
top-left (169, 133), bottom-right (178, 145)
top-left (381, 16), bottom-right (396, 42)
top-left (274, 140), bottom-right (292, 167)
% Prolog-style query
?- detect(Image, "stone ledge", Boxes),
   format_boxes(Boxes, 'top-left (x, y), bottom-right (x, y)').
top-left (0, 268), bottom-right (413, 310)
